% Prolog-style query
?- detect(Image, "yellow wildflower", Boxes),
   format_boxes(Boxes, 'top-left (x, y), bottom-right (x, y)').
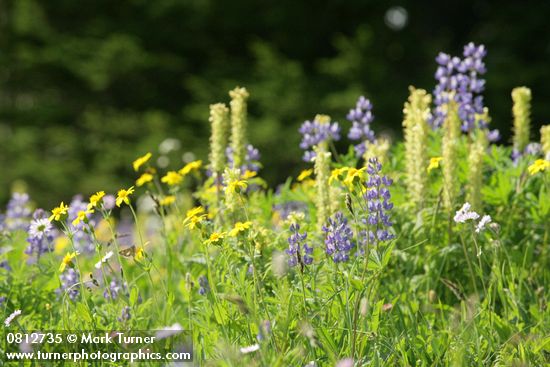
top-left (427, 157), bottom-right (443, 173)
top-left (227, 179), bottom-right (248, 194)
top-left (59, 251), bottom-right (79, 273)
top-left (343, 167), bottom-right (366, 187)
top-left (229, 221), bottom-right (252, 237)
top-left (49, 202), bottom-right (69, 222)
top-left (179, 160), bottom-right (203, 176)
top-left (133, 152), bottom-right (152, 171)
top-left (87, 191), bottom-right (105, 210)
top-left (329, 167), bottom-right (349, 184)
top-left (205, 231), bottom-right (226, 245)
top-left (116, 186), bottom-right (135, 207)
top-left (297, 169), bottom-right (313, 182)
top-left (72, 209), bottom-right (94, 227)
top-left (528, 159), bottom-right (550, 175)
top-left (186, 206), bottom-right (205, 219)
top-left (136, 173), bottom-right (154, 187)
top-left (242, 170), bottom-right (257, 179)
top-left (161, 171), bottom-right (183, 186)
top-left (135, 247), bottom-right (145, 261)
top-left (159, 195), bottom-right (176, 206)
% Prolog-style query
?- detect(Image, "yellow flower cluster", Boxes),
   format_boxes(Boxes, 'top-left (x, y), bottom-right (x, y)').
top-left (528, 159), bottom-right (550, 175)
top-left (183, 206), bottom-right (207, 229)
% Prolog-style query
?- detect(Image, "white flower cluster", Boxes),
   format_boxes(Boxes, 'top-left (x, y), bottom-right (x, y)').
top-left (454, 202), bottom-right (492, 233)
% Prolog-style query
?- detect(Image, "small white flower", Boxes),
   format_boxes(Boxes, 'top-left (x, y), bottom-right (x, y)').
top-left (94, 251), bottom-right (114, 269)
top-left (155, 323), bottom-right (183, 340)
top-left (475, 215), bottom-right (492, 233)
top-left (453, 202), bottom-right (480, 223)
top-left (4, 309), bottom-right (21, 327)
top-left (240, 344), bottom-right (260, 354)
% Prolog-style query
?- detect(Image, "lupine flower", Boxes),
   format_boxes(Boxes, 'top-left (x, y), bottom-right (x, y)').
top-left (286, 223), bottom-right (313, 267)
top-left (25, 209), bottom-right (55, 259)
top-left (273, 201), bottom-right (309, 222)
top-left (0, 260), bottom-right (11, 272)
top-left (453, 202), bottom-right (480, 223)
top-left (475, 215), bottom-right (492, 233)
top-left (4, 193), bottom-right (32, 231)
top-left (256, 320), bottom-right (271, 341)
top-left (161, 171), bottom-right (183, 186)
top-left (512, 87), bottom-right (532, 158)
top-left (4, 309), bottom-right (22, 327)
top-left (116, 186), bottom-right (135, 207)
top-left (226, 145), bottom-right (261, 173)
top-left (528, 159), bottom-right (550, 175)
top-left (323, 212), bottom-right (354, 263)
top-left (363, 158), bottom-right (395, 245)
top-left (229, 87), bottom-right (250, 169)
top-left (198, 275), bottom-right (209, 295)
top-left (208, 103), bottom-right (230, 177)
top-left (57, 268), bottom-right (80, 301)
top-left (118, 306), bottom-right (131, 322)
top-left (133, 152), bottom-right (152, 172)
top-left (432, 42), bottom-right (487, 132)
top-left (347, 96), bottom-right (376, 157)
top-left (104, 279), bottom-right (127, 300)
top-left (299, 115), bottom-right (341, 162)
top-left (136, 173), bottom-right (153, 187)
top-left (103, 195), bottom-right (116, 210)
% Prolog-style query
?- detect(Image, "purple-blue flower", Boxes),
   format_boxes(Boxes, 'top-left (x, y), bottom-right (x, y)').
top-left (362, 158), bottom-right (395, 246)
top-left (68, 196), bottom-right (95, 253)
top-left (57, 269), bottom-right (80, 301)
top-left (323, 212), bottom-right (354, 263)
top-left (226, 144), bottom-right (261, 173)
top-left (347, 96), bottom-right (376, 157)
top-left (3, 193), bottom-right (32, 231)
top-left (432, 42), bottom-right (487, 132)
top-left (299, 115), bottom-right (341, 162)
top-left (104, 279), bottom-right (128, 301)
top-left (198, 275), bottom-right (209, 295)
top-left (286, 223), bottom-right (313, 267)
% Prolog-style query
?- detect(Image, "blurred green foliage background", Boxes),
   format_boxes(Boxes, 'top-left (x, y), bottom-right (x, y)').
top-left (1, 0), bottom-right (549, 207)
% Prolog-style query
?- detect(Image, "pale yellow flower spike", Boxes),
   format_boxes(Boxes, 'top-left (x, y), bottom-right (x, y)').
top-left (116, 186), bottom-right (135, 207)
top-left (133, 152), bottom-right (152, 172)
top-left (427, 157), bottom-right (443, 173)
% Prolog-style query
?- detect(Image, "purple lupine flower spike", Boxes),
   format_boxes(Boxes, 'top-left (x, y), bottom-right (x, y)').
top-left (347, 96), bottom-right (376, 157)
top-left (286, 223), bottom-right (313, 268)
top-left (323, 212), bottom-right (354, 263)
top-left (299, 115), bottom-right (341, 162)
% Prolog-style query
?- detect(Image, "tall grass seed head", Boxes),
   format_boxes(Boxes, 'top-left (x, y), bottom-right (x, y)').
top-left (512, 86), bottom-right (532, 154)
top-left (209, 103), bottom-right (230, 175)
top-left (229, 87), bottom-right (250, 169)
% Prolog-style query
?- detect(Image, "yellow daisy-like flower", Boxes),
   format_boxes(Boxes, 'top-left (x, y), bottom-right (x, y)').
top-left (135, 247), bottom-right (145, 262)
top-left (72, 209), bottom-right (94, 227)
top-left (133, 152), bottom-right (152, 172)
top-left (49, 202), bottom-right (69, 222)
top-left (297, 169), bottom-right (313, 182)
top-left (427, 157), bottom-right (443, 173)
top-left (229, 221), bottom-right (252, 237)
top-left (185, 214), bottom-right (207, 230)
top-left (329, 167), bottom-right (349, 184)
top-left (136, 173), bottom-right (154, 187)
top-left (343, 167), bottom-right (366, 187)
top-left (59, 251), bottom-right (79, 273)
top-left (227, 179), bottom-right (248, 194)
top-left (205, 231), bottom-right (226, 245)
top-left (87, 191), bottom-right (105, 210)
top-left (186, 206), bottom-right (205, 219)
top-left (159, 195), bottom-right (176, 206)
top-left (161, 171), bottom-right (183, 186)
top-left (528, 159), bottom-right (550, 175)
top-left (178, 160), bottom-right (203, 176)
top-left (242, 170), bottom-right (257, 179)
top-left (116, 186), bottom-right (135, 207)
